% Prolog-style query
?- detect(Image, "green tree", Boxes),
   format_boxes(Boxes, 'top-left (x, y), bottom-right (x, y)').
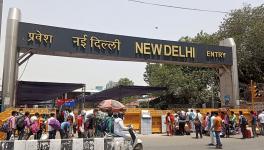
top-left (117, 77), bottom-right (134, 86)
top-left (117, 78), bottom-right (135, 104)
top-left (217, 4), bottom-right (264, 83)
top-left (144, 31), bottom-right (220, 107)
top-left (144, 4), bottom-right (264, 107)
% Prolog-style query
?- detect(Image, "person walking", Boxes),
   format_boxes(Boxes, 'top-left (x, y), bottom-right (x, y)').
top-left (104, 112), bottom-right (114, 134)
top-left (77, 110), bottom-right (85, 138)
top-left (239, 111), bottom-right (248, 139)
top-left (250, 111), bottom-right (258, 138)
top-left (230, 111), bottom-right (237, 131)
top-left (194, 110), bottom-right (203, 139)
top-left (208, 112), bottom-right (216, 146)
top-left (165, 112), bottom-right (172, 136)
top-left (6, 111), bottom-right (16, 140)
top-left (204, 112), bottom-right (210, 134)
top-left (189, 110), bottom-right (195, 132)
top-left (47, 113), bottom-right (57, 139)
top-left (211, 112), bottom-right (223, 149)
top-left (169, 112), bottom-right (175, 135)
top-left (27, 112), bottom-right (40, 140)
top-left (222, 111), bottom-right (230, 138)
top-left (24, 112), bottom-right (32, 140)
top-left (178, 111), bottom-right (186, 136)
top-left (68, 109), bottom-right (75, 137)
top-left (16, 111), bottom-right (26, 140)
top-left (258, 109), bottom-right (264, 136)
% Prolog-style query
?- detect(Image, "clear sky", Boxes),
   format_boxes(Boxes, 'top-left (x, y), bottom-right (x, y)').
top-left (0, 0), bottom-right (263, 89)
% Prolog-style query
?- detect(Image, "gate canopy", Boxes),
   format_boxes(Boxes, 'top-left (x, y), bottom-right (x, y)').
top-left (82, 85), bottom-right (167, 102)
top-left (16, 81), bottom-right (85, 105)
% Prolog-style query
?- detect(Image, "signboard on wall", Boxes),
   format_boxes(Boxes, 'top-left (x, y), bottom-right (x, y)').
top-left (17, 22), bottom-right (233, 66)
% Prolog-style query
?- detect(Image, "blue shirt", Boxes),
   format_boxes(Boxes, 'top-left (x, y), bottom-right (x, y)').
top-left (61, 122), bottom-right (70, 131)
top-left (252, 115), bottom-right (257, 125)
top-left (189, 112), bottom-right (195, 121)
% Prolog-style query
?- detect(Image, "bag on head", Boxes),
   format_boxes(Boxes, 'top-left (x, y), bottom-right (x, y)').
top-left (49, 119), bottom-right (61, 130)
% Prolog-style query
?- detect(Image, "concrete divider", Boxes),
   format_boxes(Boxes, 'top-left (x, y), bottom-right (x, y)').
top-left (0, 138), bottom-right (129, 150)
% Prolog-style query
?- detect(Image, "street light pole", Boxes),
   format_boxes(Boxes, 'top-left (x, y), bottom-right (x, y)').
top-left (211, 77), bottom-right (214, 108)
top-left (250, 80), bottom-right (254, 111)
top-left (211, 86), bottom-right (214, 108)
top-left (0, 0), bottom-right (3, 38)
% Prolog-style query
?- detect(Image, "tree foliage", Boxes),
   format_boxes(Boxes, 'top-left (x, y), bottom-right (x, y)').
top-left (117, 77), bottom-right (134, 86)
top-left (144, 5), bottom-right (264, 108)
top-left (218, 4), bottom-right (264, 83)
top-left (144, 31), bottom-right (219, 107)
top-left (117, 78), bottom-right (135, 104)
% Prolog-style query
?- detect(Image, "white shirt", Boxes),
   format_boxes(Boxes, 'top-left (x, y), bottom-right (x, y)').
top-left (69, 112), bottom-right (75, 123)
top-left (47, 117), bottom-right (55, 131)
top-left (210, 116), bottom-right (215, 129)
top-left (186, 112), bottom-right (190, 121)
top-left (30, 116), bottom-right (38, 123)
top-left (196, 113), bottom-right (203, 122)
top-left (114, 118), bottom-right (129, 137)
top-left (258, 111), bottom-right (264, 123)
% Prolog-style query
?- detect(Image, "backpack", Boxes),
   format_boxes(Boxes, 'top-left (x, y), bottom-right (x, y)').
top-left (102, 117), bottom-right (114, 133)
top-left (0, 122), bottom-right (9, 133)
top-left (84, 117), bottom-right (92, 130)
top-left (194, 115), bottom-right (201, 125)
top-left (49, 119), bottom-right (61, 130)
top-left (241, 116), bottom-right (248, 125)
top-left (98, 119), bottom-right (106, 132)
top-left (16, 115), bottom-right (25, 129)
top-left (30, 122), bottom-right (39, 133)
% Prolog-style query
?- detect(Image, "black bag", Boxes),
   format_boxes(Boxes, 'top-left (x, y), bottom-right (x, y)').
top-left (241, 116), bottom-right (248, 125)
top-left (16, 115), bottom-right (25, 129)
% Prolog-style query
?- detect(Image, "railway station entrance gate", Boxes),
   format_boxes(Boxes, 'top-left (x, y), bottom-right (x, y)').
top-left (1, 8), bottom-right (239, 110)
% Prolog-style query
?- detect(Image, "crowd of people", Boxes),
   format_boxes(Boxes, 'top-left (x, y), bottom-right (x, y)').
top-left (1, 108), bottom-right (132, 141)
top-left (2, 107), bottom-right (264, 149)
top-left (165, 109), bottom-right (264, 149)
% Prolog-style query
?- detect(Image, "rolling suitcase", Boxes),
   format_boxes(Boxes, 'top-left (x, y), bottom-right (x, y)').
top-left (245, 129), bottom-right (252, 138)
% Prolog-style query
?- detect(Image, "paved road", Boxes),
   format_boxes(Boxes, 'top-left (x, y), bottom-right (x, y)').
top-left (140, 133), bottom-right (264, 150)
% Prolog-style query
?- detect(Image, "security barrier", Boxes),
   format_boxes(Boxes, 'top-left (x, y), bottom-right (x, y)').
top-left (124, 108), bottom-right (174, 134)
top-left (0, 138), bottom-right (130, 150)
top-left (124, 108), bottom-right (142, 131)
top-left (149, 110), bottom-right (162, 133)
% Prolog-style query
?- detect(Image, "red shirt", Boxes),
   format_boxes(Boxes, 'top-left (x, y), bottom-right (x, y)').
top-left (169, 114), bottom-right (175, 123)
top-left (77, 115), bottom-right (83, 132)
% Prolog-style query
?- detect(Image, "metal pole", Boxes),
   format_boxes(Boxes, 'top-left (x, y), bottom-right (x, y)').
top-left (0, 0), bottom-right (3, 111)
top-left (212, 82), bottom-right (214, 108)
top-left (0, 0), bottom-right (3, 38)
top-left (251, 80), bottom-right (254, 111)
top-left (82, 86), bottom-right (85, 110)
top-left (1, 8), bottom-right (21, 111)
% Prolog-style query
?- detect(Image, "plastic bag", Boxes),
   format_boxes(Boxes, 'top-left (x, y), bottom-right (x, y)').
top-left (41, 133), bottom-right (48, 140)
